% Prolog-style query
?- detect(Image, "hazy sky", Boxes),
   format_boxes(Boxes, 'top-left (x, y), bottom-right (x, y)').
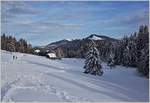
top-left (1, 1), bottom-right (149, 46)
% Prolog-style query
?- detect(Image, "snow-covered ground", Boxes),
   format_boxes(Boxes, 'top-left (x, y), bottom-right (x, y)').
top-left (1, 50), bottom-right (149, 102)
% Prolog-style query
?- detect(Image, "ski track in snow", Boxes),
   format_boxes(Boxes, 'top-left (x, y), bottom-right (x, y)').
top-left (23, 59), bottom-right (140, 101)
top-left (1, 72), bottom-right (82, 102)
top-left (1, 50), bottom-right (149, 102)
top-left (1, 58), bottom-right (86, 101)
top-left (18, 59), bottom-right (89, 101)
top-left (24, 59), bottom-right (132, 100)
top-left (45, 72), bottom-right (132, 101)
top-left (1, 79), bottom-right (20, 101)
top-left (24, 59), bottom-right (130, 99)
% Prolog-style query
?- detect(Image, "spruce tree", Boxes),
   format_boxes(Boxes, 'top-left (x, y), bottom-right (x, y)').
top-left (84, 40), bottom-right (103, 76)
top-left (107, 51), bottom-right (115, 68)
top-left (136, 25), bottom-right (149, 77)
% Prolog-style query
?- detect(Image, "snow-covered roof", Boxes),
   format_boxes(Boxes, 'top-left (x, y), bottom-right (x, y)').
top-left (34, 49), bottom-right (40, 53)
top-left (90, 35), bottom-right (103, 40)
top-left (47, 53), bottom-right (56, 58)
top-left (46, 50), bottom-right (49, 52)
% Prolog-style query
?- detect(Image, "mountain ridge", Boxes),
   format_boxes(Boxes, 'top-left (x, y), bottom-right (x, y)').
top-left (34, 34), bottom-right (118, 58)
top-left (45, 34), bottom-right (117, 49)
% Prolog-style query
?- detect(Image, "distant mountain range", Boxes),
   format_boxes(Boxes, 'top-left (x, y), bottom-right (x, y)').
top-left (34, 34), bottom-right (118, 58)
top-left (44, 34), bottom-right (117, 48)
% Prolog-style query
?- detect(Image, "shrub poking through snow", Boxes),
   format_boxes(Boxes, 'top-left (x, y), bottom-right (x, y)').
top-left (84, 40), bottom-right (103, 76)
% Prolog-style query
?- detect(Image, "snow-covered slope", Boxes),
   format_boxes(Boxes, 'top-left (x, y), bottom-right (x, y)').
top-left (90, 35), bottom-right (103, 40)
top-left (86, 34), bottom-right (117, 41)
top-left (1, 50), bottom-right (149, 102)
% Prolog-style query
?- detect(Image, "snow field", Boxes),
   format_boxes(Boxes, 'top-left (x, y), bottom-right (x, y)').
top-left (1, 50), bottom-right (149, 102)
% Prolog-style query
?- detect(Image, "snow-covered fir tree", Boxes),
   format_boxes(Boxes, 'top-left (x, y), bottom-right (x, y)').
top-left (84, 40), bottom-right (103, 76)
top-left (136, 25), bottom-right (149, 77)
top-left (123, 45), bottom-right (130, 66)
top-left (107, 42), bottom-right (116, 68)
top-left (107, 51), bottom-right (115, 68)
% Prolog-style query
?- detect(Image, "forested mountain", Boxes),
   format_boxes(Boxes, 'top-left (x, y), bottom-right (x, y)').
top-left (34, 25), bottom-right (149, 77)
top-left (36, 34), bottom-right (117, 58)
top-left (1, 34), bottom-right (33, 53)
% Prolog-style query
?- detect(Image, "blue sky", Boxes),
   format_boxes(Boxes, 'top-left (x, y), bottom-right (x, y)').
top-left (1, 1), bottom-right (149, 46)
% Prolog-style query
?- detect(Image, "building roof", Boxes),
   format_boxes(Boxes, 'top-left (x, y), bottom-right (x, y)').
top-left (34, 49), bottom-right (40, 53)
top-left (47, 53), bottom-right (56, 58)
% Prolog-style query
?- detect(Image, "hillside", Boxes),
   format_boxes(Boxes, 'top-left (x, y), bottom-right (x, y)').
top-left (34, 34), bottom-right (118, 58)
top-left (1, 50), bottom-right (149, 102)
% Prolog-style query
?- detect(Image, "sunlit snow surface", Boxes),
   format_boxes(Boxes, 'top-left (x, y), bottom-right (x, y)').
top-left (1, 50), bottom-right (149, 102)
top-left (90, 35), bottom-right (103, 40)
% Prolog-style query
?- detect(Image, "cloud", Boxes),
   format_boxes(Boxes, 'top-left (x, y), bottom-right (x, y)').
top-left (10, 20), bottom-right (82, 30)
top-left (2, 18), bottom-right (82, 40)
top-left (96, 8), bottom-right (149, 29)
top-left (8, 6), bottom-right (39, 15)
top-left (2, 1), bottom-right (41, 15)
top-left (119, 9), bottom-right (149, 26)
top-left (1, 1), bottom-right (149, 46)
top-left (1, 1), bottom-right (42, 23)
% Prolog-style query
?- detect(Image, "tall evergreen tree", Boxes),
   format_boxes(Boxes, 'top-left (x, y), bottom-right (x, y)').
top-left (84, 40), bottom-right (103, 76)
top-left (136, 25), bottom-right (149, 77)
top-left (107, 51), bottom-right (115, 68)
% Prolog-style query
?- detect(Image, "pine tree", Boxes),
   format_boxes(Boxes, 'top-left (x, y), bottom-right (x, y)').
top-left (107, 51), bottom-right (115, 68)
top-left (107, 42), bottom-right (116, 67)
top-left (84, 40), bottom-right (103, 76)
top-left (136, 25), bottom-right (149, 77)
top-left (129, 32), bottom-right (138, 67)
top-left (1, 33), bottom-right (6, 50)
top-left (137, 46), bottom-right (149, 77)
top-left (123, 45), bottom-right (130, 66)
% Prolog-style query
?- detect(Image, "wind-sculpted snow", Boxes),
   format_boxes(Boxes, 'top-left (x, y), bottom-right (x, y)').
top-left (1, 50), bottom-right (149, 102)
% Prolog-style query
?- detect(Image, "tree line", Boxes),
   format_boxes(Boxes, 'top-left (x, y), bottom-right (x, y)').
top-left (1, 34), bottom-right (33, 53)
top-left (108, 25), bottom-right (149, 77)
top-left (83, 25), bottom-right (149, 77)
